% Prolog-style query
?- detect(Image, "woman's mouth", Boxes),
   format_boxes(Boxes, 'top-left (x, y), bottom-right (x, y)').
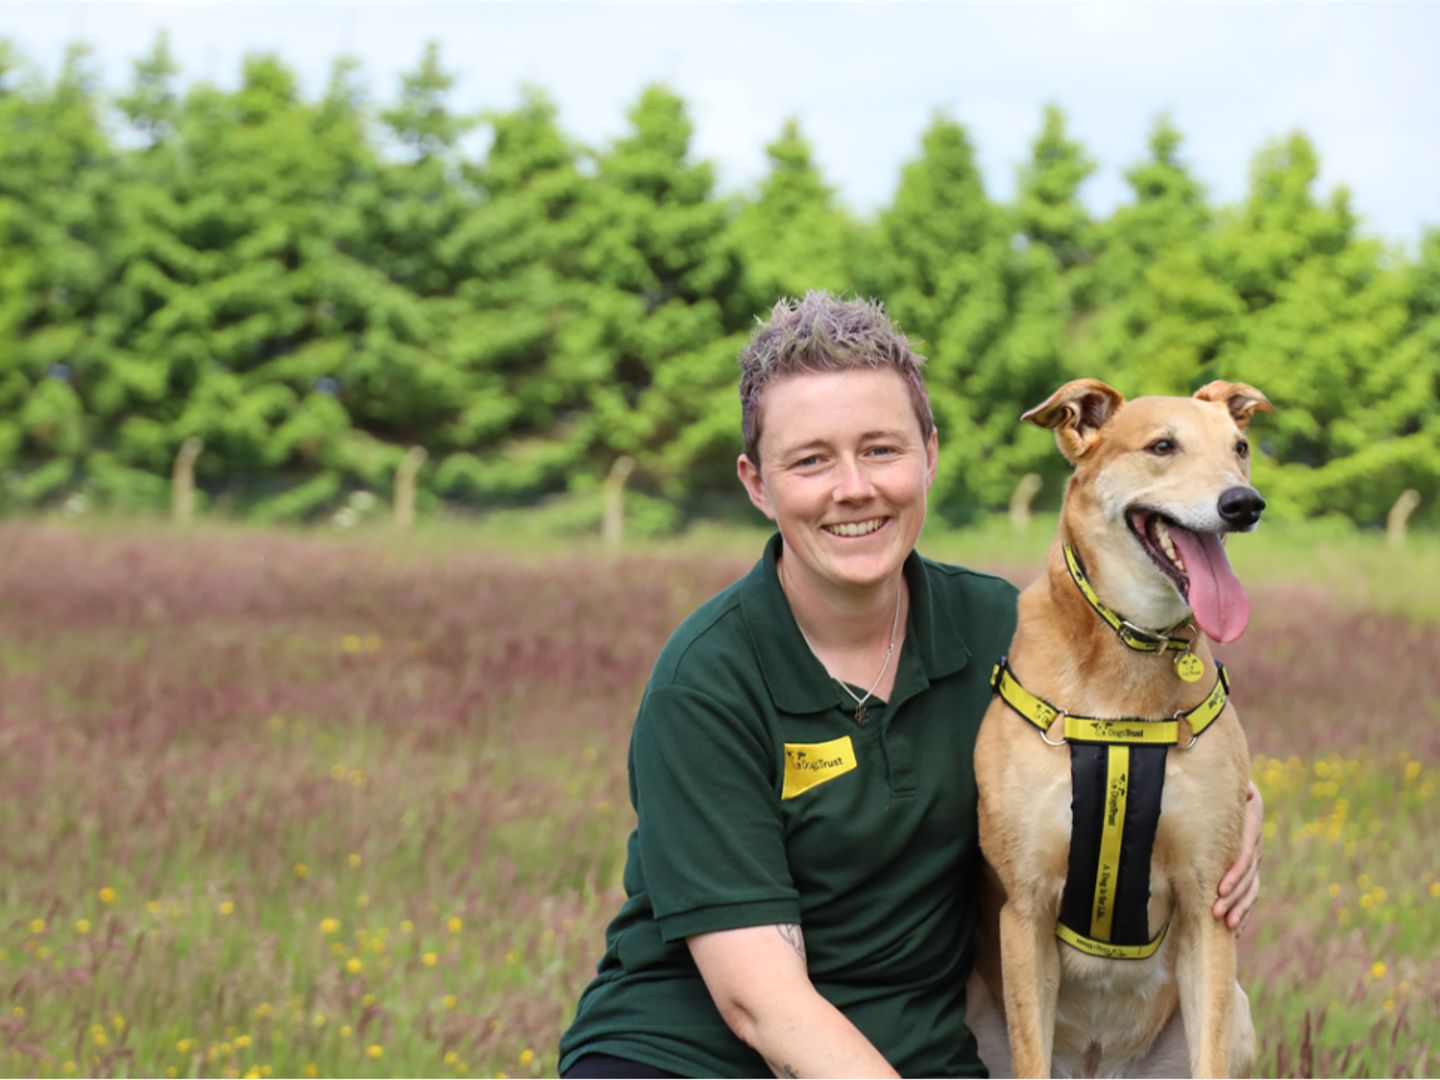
top-left (823, 517), bottom-right (889, 538)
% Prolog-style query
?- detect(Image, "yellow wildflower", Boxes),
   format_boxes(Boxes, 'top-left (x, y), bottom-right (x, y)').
top-left (177, 1040), bottom-right (194, 1054)
top-left (245, 1069), bottom-right (261, 1080)
top-left (293, 863), bottom-right (309, 880)
top-left (235, 1035), bottom-right (252, 1050)
top-left (342, 634), bottom-right (362, 653)
top-left (219, 900), bottom-right (236, 916)
top-left (28, 919), bottom-right (45, 934)
top-left (112, 1014), bottom-right (126, 1032)
top-left (98, 887), bottom-right (117, 905)
top-left (447, 916), bottom-right (463, 934)
top-left (444, 1051), bottom-right (460, 1066)
top-left (90, 1026), bottom-right (108, 1048)
top-left (400, 919), bottom-right (415, 934)
top-left (320, 917), bottom-right (341, 935)
top-left (311, 1013), bottom-right (326, 1028)
top-left (1371, 961), bottom-right (1387, 979)
top-left (362, 993), bottom-right (376, 1007)
top-left (519, 1048), bottom-right (536, 1067)
top-left (1405, 760), bottom-right (1421, 781)
top-left (345, 957), bottom-right (363, 975)
top-left (340, 1026), bottom-right (352, 1039)
top-left (1384, 998), bottom-right (1395, 1011)
top-left (443, 994), bottom-right (458, 1009)
top-left (74, 918), bottom-right (91, 934)
top-left (1430, 882), bottom-right (1440, 899)
top-left (305, 1066), bottom-right (317, 1079)
top-left (366, 1045), bottom-right (384, 1059)
top-left (266, 714), bottom-right (284, 733)
top-left (1327, 884), bottom-right (1340, 899)
top-left (357, 894), bottom-right (371, 909)
top-left (147, 900), bottom-right (162, 915)
top-left (63, 1062), bottom-right (75, 1073)
top-left (253, 1003), bottom-right (273, 1020)
top-left (11, 1006), bottom-right (23, 1019)
top-left (330, 764), bottom-right (347, 780)
top-left (423, 951), bottom-right (438, 967)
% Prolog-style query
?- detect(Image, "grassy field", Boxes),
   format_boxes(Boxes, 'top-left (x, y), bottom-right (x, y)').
top-left (0, 517), bottom-right (1436, 1078)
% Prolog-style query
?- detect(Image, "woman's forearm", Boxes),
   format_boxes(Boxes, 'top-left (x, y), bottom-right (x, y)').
top-left (689, 924), bottom-right (898, 1079)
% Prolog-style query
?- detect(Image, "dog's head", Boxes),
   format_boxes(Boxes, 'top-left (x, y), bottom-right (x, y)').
top-left (1024, 378), bottom-right (1275, 643)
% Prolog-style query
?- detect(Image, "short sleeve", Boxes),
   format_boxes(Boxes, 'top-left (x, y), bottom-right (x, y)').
top-left (632, 683), bottom-right (801, 942)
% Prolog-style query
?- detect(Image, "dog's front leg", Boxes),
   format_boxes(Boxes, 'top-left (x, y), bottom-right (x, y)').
top-left (999, 900), bottom-right (1061, 1078)
top-left (1176, 907), bottom-right (1237, 1078)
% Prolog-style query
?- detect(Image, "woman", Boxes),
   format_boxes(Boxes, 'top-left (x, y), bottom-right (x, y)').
top-left (558, 293), bottom-right (1261, 1078)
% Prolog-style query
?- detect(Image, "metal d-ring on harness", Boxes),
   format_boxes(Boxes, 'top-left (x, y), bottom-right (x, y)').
top-left (989, 541), bottom-right (1232, 960)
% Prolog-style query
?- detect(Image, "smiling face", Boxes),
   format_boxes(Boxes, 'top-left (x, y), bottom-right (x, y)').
top-left (737, 368), bottom-right (938, 597)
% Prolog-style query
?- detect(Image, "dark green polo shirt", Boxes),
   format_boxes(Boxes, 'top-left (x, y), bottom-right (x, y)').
top-left (559, 534), bottom-right (1018, 1078)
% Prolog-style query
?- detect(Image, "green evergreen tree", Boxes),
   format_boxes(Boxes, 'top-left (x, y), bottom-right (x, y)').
top-left (0, 42), bottom-right (117, 507)
top-left (1015, 103), bottom-right (1097, 278)
top-left (568, 84), bottom-right (747, 514)
top-left (731, 117), bottom-right (859, 310)
top-left (1209, 133), bottom-right (1420, 524)
top-left (432, 86), bottom-right (597, 504)
top-left (1075, 116), bottom-right (1241, 397)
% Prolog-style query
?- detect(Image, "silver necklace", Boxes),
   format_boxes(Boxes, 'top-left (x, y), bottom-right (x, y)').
top-left (792, 582), bottom-right (904, 726)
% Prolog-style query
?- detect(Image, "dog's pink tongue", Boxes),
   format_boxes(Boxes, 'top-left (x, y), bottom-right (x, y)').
top-left (1169, 527), bottom-right (1251, 643)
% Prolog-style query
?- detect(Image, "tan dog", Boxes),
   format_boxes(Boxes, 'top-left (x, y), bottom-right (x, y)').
top-left (972, 379), bottom-right (1272, 1078)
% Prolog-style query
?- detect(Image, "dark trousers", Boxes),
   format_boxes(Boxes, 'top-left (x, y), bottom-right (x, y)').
top-left (563, 1052), bottom-right (682, 1078)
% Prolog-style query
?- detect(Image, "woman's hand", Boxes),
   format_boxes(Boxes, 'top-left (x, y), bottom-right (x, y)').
top-left (1213, 780), bottom-right (1263, 932)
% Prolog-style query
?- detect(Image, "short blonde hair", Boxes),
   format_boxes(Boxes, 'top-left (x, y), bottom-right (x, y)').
top-left (738, 292), bottom-right (934, 468)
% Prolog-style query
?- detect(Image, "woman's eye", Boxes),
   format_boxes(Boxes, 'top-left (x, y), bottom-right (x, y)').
top-left (1147, 438), bottom-right (1176, 456)
top-left (1236, 439), bottom-right (1250, 459)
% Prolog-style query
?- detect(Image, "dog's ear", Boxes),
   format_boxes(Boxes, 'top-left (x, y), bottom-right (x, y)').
top-left (1193, 381), bottom-right (1275, 432)
top-left (1021, 379), bottom-right (1125, 463)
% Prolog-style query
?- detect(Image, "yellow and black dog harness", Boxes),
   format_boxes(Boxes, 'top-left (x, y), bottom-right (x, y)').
top-left (989, 543), bottom-right (1231, 960)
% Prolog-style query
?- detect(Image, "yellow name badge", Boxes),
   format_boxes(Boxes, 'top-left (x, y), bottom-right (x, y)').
top-left (782, 736), bottom-right (858, 800)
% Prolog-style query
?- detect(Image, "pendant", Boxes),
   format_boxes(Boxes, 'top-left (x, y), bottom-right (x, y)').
top-left (855, 703), bottom-right (868, 726)
top-left (1174, 651), bottom-right (1204, 683)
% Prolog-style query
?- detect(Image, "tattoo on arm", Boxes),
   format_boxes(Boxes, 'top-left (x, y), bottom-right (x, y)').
top-left (776, 922), bottom-right (806, 961)
top-left (764, 1058), bottom-right (801, 1079)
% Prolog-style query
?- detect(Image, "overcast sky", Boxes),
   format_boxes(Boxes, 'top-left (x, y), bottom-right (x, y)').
top-left (5, 1), bottom-right (1438, 248)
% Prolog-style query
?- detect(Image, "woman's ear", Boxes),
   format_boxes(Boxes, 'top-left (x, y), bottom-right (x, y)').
top-left (736, 453), bottom-right (775, 520)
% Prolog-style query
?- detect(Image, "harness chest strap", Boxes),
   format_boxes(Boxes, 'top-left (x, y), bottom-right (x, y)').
top-left (987, 661), bottom-right (1231, 959)
top-left (989, 660), bottom-right (1230, 746)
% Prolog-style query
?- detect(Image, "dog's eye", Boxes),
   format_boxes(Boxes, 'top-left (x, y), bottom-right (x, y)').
top-left (1146, 438), bottom-right (1177, 456)
top-left (1236, 439), bottom-right (1250, 459)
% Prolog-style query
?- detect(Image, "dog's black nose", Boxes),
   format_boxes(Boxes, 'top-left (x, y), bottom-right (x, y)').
top-left (1218, 486), bottom-right (1266, 528)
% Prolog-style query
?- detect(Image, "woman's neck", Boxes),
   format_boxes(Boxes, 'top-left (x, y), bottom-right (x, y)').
top-left (777, 551), bottom-right (907, 653)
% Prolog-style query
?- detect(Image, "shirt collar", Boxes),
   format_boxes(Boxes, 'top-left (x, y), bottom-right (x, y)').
top-left (740, 533), bottom-right (972, 715)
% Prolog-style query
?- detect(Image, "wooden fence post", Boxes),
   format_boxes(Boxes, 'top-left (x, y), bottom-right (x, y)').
top-left (1009, 473), bottom-right (1042, 534)
top-left (603, 456), bottom-right (636, 551)
top-left (172, 437), bottom-right (203, 525)
top-left (394, 447), bottom-right (428, 531)
top-left (1387, 489), bottom-right (1421, 547)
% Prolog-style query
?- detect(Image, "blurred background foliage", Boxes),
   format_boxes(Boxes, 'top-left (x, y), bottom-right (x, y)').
top-left (2, 36), bottom-right (1438, 530)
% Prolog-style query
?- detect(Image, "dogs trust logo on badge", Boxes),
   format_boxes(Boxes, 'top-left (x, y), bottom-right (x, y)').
top-left (781, 736), bottom-right (858, 799)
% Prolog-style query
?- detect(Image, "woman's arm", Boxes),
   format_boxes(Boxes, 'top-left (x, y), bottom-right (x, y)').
top-left (688, 924), bottom-right (898, 1079)
top-left (1212, 780), bottom-right (1264, 931)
